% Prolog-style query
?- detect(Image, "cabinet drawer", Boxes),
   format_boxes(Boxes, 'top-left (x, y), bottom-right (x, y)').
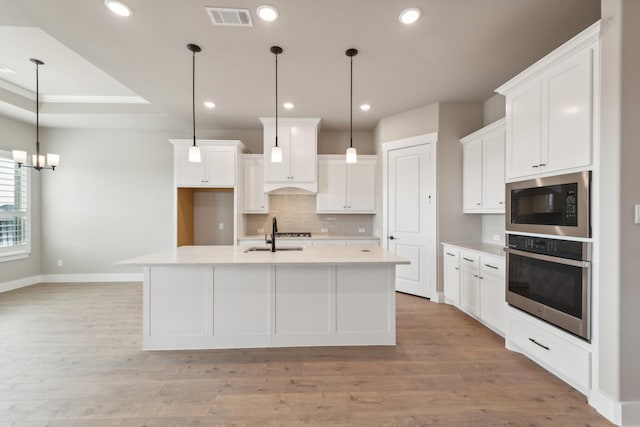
top-left (480, 256), bottom-right (505, 276)
top-left (508, 313), bottom-right (590, 392)
top-left (459, 251), bottom-right (479, 269)
top-left (443, 247), bottom-right (460, 263)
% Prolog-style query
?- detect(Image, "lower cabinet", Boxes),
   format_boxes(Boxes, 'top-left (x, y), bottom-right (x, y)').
top-left (442, 244), bottom-right (506, 336)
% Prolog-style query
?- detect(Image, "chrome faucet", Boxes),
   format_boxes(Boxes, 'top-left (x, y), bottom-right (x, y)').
top-left (265, 217), bottom-right (278, 252)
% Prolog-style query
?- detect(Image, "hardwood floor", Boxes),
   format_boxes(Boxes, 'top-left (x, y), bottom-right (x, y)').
top-left (0, 283), bottom-right (612, 426)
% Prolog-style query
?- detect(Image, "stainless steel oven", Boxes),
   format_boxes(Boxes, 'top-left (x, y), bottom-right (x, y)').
top-left (506, 234), bottom-right (591, 341)
top-left (506, 171), bottom-right (591, 238)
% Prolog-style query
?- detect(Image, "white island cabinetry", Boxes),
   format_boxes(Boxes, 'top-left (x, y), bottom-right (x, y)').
top-left (121, 244), bottom-right (407, 350)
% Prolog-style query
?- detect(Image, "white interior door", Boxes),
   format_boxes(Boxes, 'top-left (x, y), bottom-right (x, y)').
top-left (387, 143), bottom-right (433, 298)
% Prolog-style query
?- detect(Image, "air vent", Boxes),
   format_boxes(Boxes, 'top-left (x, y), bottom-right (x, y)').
top-left (206, 7), bottom-right (253, 26)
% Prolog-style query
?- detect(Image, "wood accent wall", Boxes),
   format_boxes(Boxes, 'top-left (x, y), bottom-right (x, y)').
top-left (176, 188), bottom-right (234, 247)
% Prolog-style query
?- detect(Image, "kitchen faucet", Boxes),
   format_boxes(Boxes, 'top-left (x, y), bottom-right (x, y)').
top-left (265, 217), bottom-right (278, 252)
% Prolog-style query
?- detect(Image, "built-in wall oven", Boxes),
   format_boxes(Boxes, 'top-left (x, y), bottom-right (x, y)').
top-left (505, 234), bottom-right (592, 341)
top-left (506, 171), bottom-right (591, 238)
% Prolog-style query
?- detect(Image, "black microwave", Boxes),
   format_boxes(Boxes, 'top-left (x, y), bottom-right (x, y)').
top-left (506, 171), bottom-right (591, 238)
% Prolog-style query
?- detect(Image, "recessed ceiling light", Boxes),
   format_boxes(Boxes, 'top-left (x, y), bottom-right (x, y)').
top-left (283, 102), bottom-right (294, 109)
top-left (399, 7), bottom-right (421, 25)
top-left (104, 0), bottom-right (133, 17)
top-left (257, 5), bottom-right (278, 22)
top-left (204, 101), bottom-right (216, 109)
top-left (360, 104), bottom-right (371, 111)
top-left (0, 64), bottom-right (16, 74)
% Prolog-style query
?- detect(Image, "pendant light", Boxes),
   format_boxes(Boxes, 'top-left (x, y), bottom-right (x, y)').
top-left (12, 58), bottom-right (60, 171)
top-left (187, 43), bottom-right (202, 163)
top-left (270, 46), bottom-right (283, 163)
top-left (345, 48), bottom-right (358, 164)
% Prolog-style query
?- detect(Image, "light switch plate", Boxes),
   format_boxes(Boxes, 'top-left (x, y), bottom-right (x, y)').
top-left (635, 204), bottom-right (640, 224)
top-left (358, 228), bottom-right (366, 233)
top-left (492, 235), bottom-right (501, 242)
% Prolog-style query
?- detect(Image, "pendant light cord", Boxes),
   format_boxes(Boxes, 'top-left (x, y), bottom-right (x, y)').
top-left (349, 54), bottom-right (353, 149)
top-left (35, 61), bottom-right (40, 163)
top-left (192, 48), bottom-right (196, 148)
top-left (275, 51), bottom-right (278, 148)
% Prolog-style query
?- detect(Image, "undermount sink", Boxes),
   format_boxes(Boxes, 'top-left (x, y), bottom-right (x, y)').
top-left (244, 246), bottom-right (304, 253)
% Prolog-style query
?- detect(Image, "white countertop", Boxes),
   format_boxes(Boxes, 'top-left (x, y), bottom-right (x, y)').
top-left (119, 244), bottom-right (409, 266)
top-left (238, 234), bottom-right (380, 241)
top-left (441, 241), bottom-right (505, 258)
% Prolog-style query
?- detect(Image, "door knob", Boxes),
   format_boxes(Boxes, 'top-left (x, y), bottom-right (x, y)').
top-left (389, 236), bottom-right (396, 240)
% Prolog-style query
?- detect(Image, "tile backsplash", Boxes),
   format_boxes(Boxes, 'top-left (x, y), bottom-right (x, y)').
top-left (245, 194), bottom-right (374, 236)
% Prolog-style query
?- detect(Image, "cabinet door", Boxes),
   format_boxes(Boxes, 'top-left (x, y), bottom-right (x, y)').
top-left (243, 157), bottom-right (268, 213)
top-left (347, 161), bottom-right (376, 212)
top-left (543, 47), bottom-right (593, 173)
top-left (460, 267), bottom-right (480, 317)
top-left (443, 247), bottom-right (460, 305)
top-left (479, 271), bottom-right (507, 335)
top-left (204, 147), bottom-right (235, 186)
top-left (176, 148), bottom-right (205, 186)
top-left (290, 126), bottom-right (317, 183)
top-left (462, 138), bottom-right (482, 212)
top-left (506, 80), bottom-right (542, 179)
top-left (482, 129), bottom-right (505, 211)
top-left (317, 160), bottom-right (347, 212)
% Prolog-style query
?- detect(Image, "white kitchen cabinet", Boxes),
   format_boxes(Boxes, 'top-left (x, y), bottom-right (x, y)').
top-left (442, 244), bottom-right (506, 336)
top-left (497, 23), bottom-right (599, 181)
top-left (242, 155), bottom-right (269, 213)
top-left (478, 255), bottom-right (507, 335)
top-left (173, 144), bottom-right (237, 187)
top-left (316, 155), bottom-right (376, 214)
top-left (459, 251), bottom-right (481, 317)
top-left (461, 119), bottom-right (505, 213)
top-left (260, 117), bottom-right (320, 193)
top-left (442, 246), bottom-right (460, 306)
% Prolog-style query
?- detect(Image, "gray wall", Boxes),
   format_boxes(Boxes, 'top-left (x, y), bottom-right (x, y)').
top-left (373, 102), bottom-right (483, 294)
top-left (0, 115), bottom-right (42, 282)
top-left (39, 128), bottom-right (175, 275)
top-left (599, 0), bottom-right (640, 404)
top-left (482, 94), bottom-right (506, 126)
top-left (318, 130), bottom-right (374, 155)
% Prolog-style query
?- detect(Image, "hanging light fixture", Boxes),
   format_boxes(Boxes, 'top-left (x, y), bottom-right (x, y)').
top-left (13, 58), bottom-right (60, 171)
top-left (187, 43), bottom-right (202, 163)
top-left (270, 46), bottom-right (283, 163)
top-left (345, 48), bottom-right (358, 164)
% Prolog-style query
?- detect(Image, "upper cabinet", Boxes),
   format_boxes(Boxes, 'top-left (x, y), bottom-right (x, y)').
top-left (242, 154), bottom-right (269, 213)
top-left (171, 140), bottom-right (246, 187)
top-left (496, 22), bottom-right (599, 181)
top-left (461, 119), bottom-right (506, 214)
top-left (260, 117), bottom-right (320, 193)
top-left (316, 155), bottom-right (376, 214)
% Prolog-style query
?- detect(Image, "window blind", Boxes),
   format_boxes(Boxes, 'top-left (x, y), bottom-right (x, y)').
top-left (0, 151), bottom-right (30, 257)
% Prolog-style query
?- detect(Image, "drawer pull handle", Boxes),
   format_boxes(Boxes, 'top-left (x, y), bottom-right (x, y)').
top-left (463, 257), bottom-right (474, 262)
top-left (484, 264), bottom-right (498, 269)
top-left (446, 252), bottom-right (456, 257)
top-left (473, 274), bottom-right (479, 278)
top-left (529, 338), bottom-right (550, 351)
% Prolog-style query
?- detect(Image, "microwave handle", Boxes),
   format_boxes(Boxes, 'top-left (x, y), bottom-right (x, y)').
top-left (505, 248), bottom-right (590, 268)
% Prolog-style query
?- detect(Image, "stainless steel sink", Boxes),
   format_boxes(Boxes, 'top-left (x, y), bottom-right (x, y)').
top-left (244, 246), bottom-right (303, 253)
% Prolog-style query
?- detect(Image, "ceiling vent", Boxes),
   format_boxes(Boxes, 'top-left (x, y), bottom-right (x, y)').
top-left (206, 7), bottom-right (253, 26)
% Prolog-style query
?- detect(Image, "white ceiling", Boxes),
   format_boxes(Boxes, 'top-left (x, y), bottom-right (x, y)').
top-left (0, 0), bottom-right (600, 131)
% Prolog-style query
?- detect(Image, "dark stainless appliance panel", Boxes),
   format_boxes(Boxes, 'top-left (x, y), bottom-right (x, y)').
top-left (506, 171), bottom-right (590, 237)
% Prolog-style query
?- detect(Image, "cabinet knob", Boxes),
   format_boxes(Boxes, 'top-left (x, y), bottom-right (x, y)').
top-left (532, 165), bottom-right (539, 168)
top-left (539, 163), bottom-right (546, 167)
top-left (499, 202), bottom-right (504, 205)
top-left (476, 203), bottom-right (481, 206)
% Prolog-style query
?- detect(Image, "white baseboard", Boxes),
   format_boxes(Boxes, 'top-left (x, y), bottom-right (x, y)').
top-left (41, 273), bottom-right (143, 283)
top-left (590, 389), bottom-right (640, 426)
top-left (0, 275), bottom-right (43, 293)
top-left (1, 273), bottom-right (143, 292)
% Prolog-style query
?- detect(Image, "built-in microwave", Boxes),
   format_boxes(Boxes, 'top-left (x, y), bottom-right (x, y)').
top-left (506, 171), bottom-right (591, 238)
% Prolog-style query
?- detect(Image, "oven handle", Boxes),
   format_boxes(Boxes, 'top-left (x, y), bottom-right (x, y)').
top-left (505, 248), bottom-right (591, 268)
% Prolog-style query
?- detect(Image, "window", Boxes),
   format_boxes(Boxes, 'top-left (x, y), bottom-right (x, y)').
top-left (0, 150), bottom-right (30, 261)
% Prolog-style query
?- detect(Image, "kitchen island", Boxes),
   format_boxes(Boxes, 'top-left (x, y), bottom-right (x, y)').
top-left (120, 244), bottom-right (408, 350)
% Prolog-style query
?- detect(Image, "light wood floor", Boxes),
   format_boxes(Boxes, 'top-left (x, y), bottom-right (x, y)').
top-left (0, 283), bottom-right (612, 426)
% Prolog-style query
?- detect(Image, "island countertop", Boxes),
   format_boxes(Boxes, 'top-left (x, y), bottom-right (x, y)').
top-left (119, 244), bottom-right (409, 266)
